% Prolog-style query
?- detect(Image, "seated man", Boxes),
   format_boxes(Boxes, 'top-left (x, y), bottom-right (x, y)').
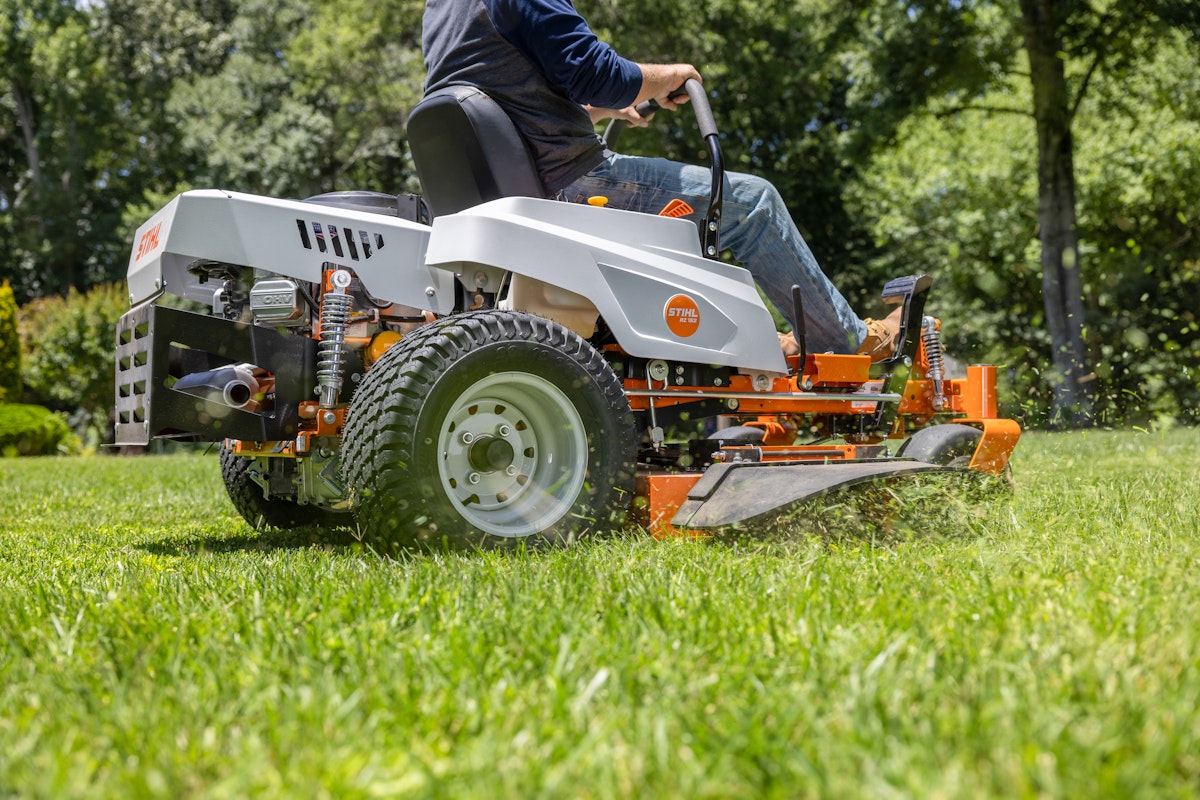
top-left (421, 0), bottom-right (900, 359)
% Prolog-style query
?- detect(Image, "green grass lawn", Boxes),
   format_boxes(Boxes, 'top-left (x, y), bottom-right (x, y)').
top-left (2, 429), bottom-right (1199, 798)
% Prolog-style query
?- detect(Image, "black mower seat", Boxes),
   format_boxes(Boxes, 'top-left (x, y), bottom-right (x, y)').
top-left (407, 85), bottom-right (546, 218)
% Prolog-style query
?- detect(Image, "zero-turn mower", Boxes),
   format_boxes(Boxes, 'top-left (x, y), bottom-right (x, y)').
top-left (114, 80), bottom-right (1019, 548)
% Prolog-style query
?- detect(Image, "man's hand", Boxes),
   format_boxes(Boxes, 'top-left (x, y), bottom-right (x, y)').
top-left (585, 104), bottom-right (654, 127)
top-left (585, 63), bottom-right (700, 131)
top-left (635, 63), bottom-right (702, 111)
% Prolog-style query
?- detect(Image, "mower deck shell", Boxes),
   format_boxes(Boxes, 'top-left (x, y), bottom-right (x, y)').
top-left (672, 459), bottom-right (959, 529)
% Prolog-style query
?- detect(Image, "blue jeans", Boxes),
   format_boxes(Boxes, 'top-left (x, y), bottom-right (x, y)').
top-left (559, 153), bottom-right (868, 354)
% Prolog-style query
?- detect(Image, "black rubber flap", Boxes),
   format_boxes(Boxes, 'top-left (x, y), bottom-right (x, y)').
top-left (672, 460), bottom-right (955, 529)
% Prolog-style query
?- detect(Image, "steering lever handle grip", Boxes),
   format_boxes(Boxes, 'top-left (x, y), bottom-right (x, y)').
top-left (681, 79), bottom-right (718, 140)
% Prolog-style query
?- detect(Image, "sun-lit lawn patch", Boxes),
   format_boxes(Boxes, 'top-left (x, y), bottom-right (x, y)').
top-left (1, 429), bottom-right (1198, 798)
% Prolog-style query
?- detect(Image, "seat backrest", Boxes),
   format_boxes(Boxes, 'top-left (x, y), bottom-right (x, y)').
top-left (407, 85), bottom-right (546, 218)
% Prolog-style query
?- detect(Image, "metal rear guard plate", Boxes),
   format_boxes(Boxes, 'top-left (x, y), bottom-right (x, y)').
top-left (115, 303), bottom-right (316, 445)
top-left (671, 460), bottom-right (964, 529)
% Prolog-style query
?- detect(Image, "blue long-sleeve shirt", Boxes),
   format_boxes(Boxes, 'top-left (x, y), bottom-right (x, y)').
top-left (423, 0), bottom-right (643, 192)
top-left (488, 0), bottom-right (642, 109)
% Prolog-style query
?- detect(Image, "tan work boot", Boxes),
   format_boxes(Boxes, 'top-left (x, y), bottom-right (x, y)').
top-left (857, 305), bottom-right (904, 362)
top-left (778, 332), bottom-right (801, 357)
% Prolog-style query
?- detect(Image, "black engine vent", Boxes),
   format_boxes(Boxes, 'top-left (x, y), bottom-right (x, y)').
top-left (295, 220), bottom-right (385, 261)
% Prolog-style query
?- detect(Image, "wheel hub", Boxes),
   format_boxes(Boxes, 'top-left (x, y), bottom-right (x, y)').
top-left (436, 372), bottom-right (588, 537)
top-left (444, 407), bottom-right (536, 506)
top-left (467, 434), bottom-right (517, 473)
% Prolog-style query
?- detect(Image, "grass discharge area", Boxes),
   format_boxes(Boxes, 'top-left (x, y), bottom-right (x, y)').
top-left (1, 429), bottom-right (1198, 797)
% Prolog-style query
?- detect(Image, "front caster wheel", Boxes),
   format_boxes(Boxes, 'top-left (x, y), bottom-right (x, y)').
top-left (341, 311), bottom-right (637, 550)
top-left (897, 423), bottom-right (1014, 489)
top-left (896, 423), bottom-right (983, 467)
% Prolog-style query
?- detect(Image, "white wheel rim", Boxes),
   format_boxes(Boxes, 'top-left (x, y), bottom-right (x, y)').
top-left (436, 372), bottom-right (588, 538)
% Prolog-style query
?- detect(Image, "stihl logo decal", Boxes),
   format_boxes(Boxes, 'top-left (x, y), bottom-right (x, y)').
top-left (296, 219), bottom-right (385, 262)
top-left (135, 222), bottom-right (163, 261)
top-left (664, 294), bottom-right (701, 337)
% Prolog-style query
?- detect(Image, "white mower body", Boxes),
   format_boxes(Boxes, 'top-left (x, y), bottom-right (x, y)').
top-left (128, 189), bottom-right (788, 376)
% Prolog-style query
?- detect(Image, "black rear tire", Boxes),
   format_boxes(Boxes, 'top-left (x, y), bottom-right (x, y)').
top-left (218, 443), bottom-right (348, 530)
top-left (341, 310), bottom-right (637, 550)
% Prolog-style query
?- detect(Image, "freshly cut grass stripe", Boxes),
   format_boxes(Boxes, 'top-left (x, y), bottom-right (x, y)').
top-left (0, 430), bottom-right (1197, 797)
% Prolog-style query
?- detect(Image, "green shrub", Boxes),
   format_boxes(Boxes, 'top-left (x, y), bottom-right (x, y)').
top-left (19, 282), bottom-right (129, 447)
top-left (0, 280), bottom-right (19, 403)
top-left (0, 403), bottom-right (82, 456)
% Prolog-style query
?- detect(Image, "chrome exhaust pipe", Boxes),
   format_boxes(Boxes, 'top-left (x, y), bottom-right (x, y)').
top-left (173, 364), bottom-right (265, 412)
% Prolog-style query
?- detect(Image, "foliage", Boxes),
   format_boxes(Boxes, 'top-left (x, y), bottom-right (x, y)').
top-left (850, 29), bottom-right (1200, 426)
top-left (0, 1), bottom-right (239, 304)
top-left (2, 0), bottom-right (1199, 426)
top-left (2, 430), bottom-right (1200, 794)
top-left (0, 402), bottom-right (80, 456)
top-left (287, 0), bottom-right (426, 193)
top-left (18, 282), bottom-right (129, 446)
top-left (0, 280), bottom-right (19, 402)
top-left (165, 0), bottom-right (425, 199)
top-left (91, 1), bottom-right (239, 264)
top-left (1073, 33), bottom-right (1200, 425)
top-left (1, 1), bottom-right (123, 301)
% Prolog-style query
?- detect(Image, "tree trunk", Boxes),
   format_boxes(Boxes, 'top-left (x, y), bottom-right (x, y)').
top-left (11, 78), bottom-right (43, 206)
top-left (1018, 0), bottom-right (1094, 426)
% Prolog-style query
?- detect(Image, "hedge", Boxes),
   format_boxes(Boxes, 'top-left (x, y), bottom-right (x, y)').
top-left (19, 282), bottom-right (128, 446)
top-left (0, 403), bottom-right (82, 457)
top-left (0, 281), bottom-right (19, 403)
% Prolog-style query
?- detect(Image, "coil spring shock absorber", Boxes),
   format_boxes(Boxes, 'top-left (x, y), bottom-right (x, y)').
top-left (921, 316), bottom-right (946, 411)
top-left (317, 269), bottom-right (353, 408)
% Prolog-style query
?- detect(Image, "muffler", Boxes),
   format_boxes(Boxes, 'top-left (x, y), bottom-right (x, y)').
top-left (173, 364), bottom-right (267, 412)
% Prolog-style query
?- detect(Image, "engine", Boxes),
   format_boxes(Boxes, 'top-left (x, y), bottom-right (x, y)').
top-left (115, 257), bottom-right (431, 508)
top-left (176, 260), bottom-right (430, 418)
